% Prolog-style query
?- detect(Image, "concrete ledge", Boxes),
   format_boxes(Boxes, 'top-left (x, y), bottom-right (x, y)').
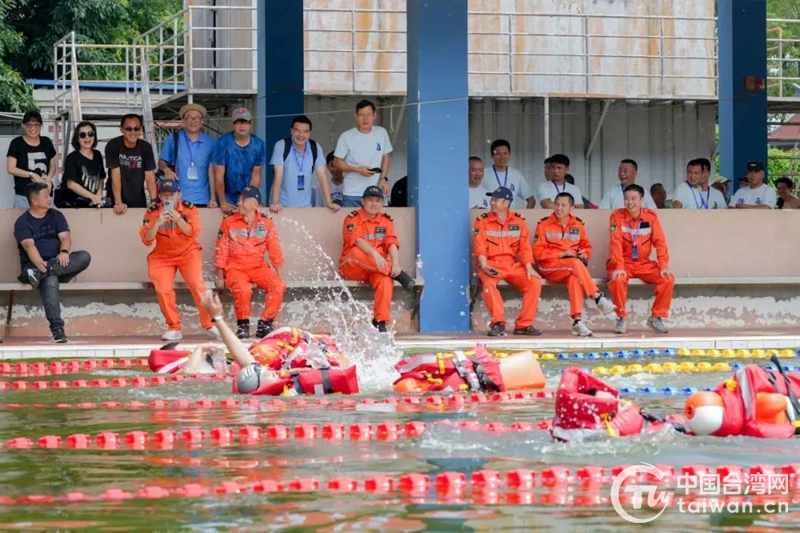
top-left (473, 277), bottom-right (800, 287)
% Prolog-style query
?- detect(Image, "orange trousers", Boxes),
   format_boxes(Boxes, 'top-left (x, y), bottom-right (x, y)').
top-left (607, 261), bottom-right (674, 319)
top-left (477, 260), bottom-right (542, 329)
top-left (340, 247), bottom-right (393, 323)
top-left (225, 265), bottom-right (286, 321)
top-left (148, 251), bottom-right (212, 330)
top-left (539, 258), bottom-right (600, 319)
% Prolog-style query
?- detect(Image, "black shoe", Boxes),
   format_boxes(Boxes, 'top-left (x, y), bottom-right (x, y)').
top-left (255, 319), bottom-right (274, 338)
top-left (236, 319), bottom-right (250, 340)
top-left (393, 271), bottom-right (416, 291)
top-left (27, 268), bottom-right (42, 288)
top-left (513, 325), bottom-right (542, 336)
top-left (51, 329), bottom-right (68, 343)
top-left (487, 322), bottom-right (506, 337)
top-left (372, 320), bottom-right (388, 333)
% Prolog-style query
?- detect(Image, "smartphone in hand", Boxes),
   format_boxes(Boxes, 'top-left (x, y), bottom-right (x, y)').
top-left (164, 199), bottom-right (174, 211)
top-left (369, 167), bottom-right (382, 174)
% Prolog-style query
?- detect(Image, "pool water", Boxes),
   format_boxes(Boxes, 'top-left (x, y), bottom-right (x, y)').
top-left (1, 353), bottom-right (799, 532)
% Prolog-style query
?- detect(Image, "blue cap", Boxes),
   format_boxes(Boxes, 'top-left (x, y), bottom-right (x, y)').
top-left (486, 186), bottom-right (513, 201)
top-left (362, 185), bottom-right (384, 199)
top-left (240, 185), bottom-right (262, 204)
top-left (159, 179), bottom-right (180, 193)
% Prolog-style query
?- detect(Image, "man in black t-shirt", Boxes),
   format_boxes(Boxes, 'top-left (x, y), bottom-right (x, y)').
top-left (14, 183), bottom-right (92, 343)
top-left (105, 114), bottom-right (157, 213)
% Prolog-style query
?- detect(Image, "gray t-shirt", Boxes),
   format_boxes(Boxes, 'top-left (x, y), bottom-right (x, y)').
top-left (334, 126), bottom-right (393, 197)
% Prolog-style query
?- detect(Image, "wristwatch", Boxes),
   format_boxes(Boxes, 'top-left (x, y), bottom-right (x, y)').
top-left (381, 176), bottom-right (389, 182)
top-left (211, 316), bottom-right (223, 323)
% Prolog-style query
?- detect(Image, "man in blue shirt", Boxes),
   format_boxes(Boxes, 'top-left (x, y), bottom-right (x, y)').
top-left (158, 103), bottom-right (217, 207)
top-left (269, 115), bottom-right (339, 212)
top-left (211, 108), bottom-right (266, 215)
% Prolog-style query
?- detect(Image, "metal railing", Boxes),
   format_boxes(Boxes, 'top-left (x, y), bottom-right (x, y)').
top-left (767, 19), bottom-right (800, 98)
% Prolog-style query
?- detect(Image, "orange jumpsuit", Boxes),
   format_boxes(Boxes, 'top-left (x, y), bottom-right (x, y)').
top-left (606, 208), bottom-right (673, 319)
top-left (140, 200), bottom-right (212, 331)
top-left (339, 209), bottom-right (399, 323)
top-left (473, 211), bottom-right (541, 329)
top-left (533, 213), bottom-right (599, 319)
top-left (215, 211), bottom-right (285, 321)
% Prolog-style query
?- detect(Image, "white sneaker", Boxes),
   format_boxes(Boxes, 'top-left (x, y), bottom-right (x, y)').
top-left (593, 294), bottom-right (616, 314)
top-left (161, 329), bottom-right (183, 341)
top-left (614, 317), bottom-right (627, 334)
top-left (571, 320), bottom-right (593, 337)
top-left (206, 325), bottom-right (221, 340)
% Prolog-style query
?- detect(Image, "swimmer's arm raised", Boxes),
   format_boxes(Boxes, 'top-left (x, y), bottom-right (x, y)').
top-left (200, 291), bottom-right (254, 367)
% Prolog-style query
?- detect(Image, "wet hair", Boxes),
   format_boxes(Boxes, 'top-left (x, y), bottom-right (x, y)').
top-left (490, 139), bottom-right (511, 154)
top-left (326, 151), bottom-right (335, 165)
top-left (775, 177), bottom-right (794, 190)
top-left (624, 184), bottom-right (645, 198)
top-left (555, 192), bottom-right (575, 205)
top-left (22, 110), bottom-right (43, 125)
top-left (25, 182), bottom-right (49, 203)
top-left (650, 183), bottom-right (665, 194)
top-left (291, 114), bottom-right (312, 130)
top-left (356, 99), bottom-right (376, 113)
top-left (549, 154), bottom-right (570, 167)
top-left (620, 158), bottom-right (638, 171)
top-left (71, 121), bottom-right (98, 150)
top-left (120, 114), bottom-right (143, 128)
top-left (469, 156), bottom-right (483, 163)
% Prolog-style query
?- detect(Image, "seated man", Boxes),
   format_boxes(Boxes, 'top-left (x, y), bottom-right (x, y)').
top-left (730, 160), bottom-right (777, 209)
top-left (533, 192), bottom-right (615, 337)
top-left (607, 184), bottom-right (674, 334)
top-left (14, 183), bottom-right (92, 343)
top-left (473, 186), bottom-right (542, 337)
top-left (339, 185), bottom-right (415, 332)
top-left (215, 186), bottom-right (285, 339)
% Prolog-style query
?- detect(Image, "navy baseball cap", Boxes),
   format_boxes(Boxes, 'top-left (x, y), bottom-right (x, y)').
top-left (746, 160), bottom-right (765, 172)
top-left (159, 179), bottom-right (180, 193)
top-left (362, 185), bottom-right (384, 199)
top-left (240, 185), bottom-right (262, 204)
top-left (486, 186), bottom-right (514, 202)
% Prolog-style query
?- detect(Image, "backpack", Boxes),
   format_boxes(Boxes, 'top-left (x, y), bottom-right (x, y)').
top-left (282, 138), bottom-right (318, 170)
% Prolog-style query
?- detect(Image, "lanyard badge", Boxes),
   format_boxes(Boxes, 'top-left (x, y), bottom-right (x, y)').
top-left (183, 133), bottom-right (200, 181)
top-left (629, 219), bottom-right (642, 260)
top-left (493, 166), bottom-right (508, 188)
top-left (293, 144), bottom-right (306, 191)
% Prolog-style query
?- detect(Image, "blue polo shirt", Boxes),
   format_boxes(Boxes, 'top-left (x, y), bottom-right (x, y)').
top-left (159, 131), bottom-right (216, 205)
top-left (210, 132), bottom-right (267, 205)
top-left (270, 139), bottom-right (326, 207)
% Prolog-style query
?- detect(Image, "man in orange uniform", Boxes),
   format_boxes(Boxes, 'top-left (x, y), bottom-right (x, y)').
top-left (607, 184), bottom-right (673, 334)
top-left (339, 185), bottom-right (415, 332)
top-left (215, 186), bottom-right (285, 340)
top-left (533, 192), bottom-right (615, 337)
top-left (473, 186), bottom-right (542, 337)
top-left (140, 179), bottom-right (218, 341)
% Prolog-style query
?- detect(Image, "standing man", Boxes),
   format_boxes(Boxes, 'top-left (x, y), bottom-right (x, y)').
top-left (481, 139), bottom-right (535, 209)
top-left (599, 159), bottom-right (658, 209)
top-left (215, 186), bottom-right (285, 339)
top-left (671, 159), bottom-right (727, 209)
top-left (473, 186), bottom-right (542, 337)
top-left (729, 160), bottom-right (777, 209)
top-left (140, 179), bottom-right (218, 341)
top-left (537, 154), bottom-right (584, 209)
top-left (106, 114), bottom-right (157, 214)
top-left (14, 183), bottom-right (92, 343)
top-left (211, 107), bottom-right (266, 215)
top-left (607, 184), bottom-right (674, 334)
top-left (334, 100), bottom-right (393, 207)
top-left (158, 104), bottom-right (217, 207)
top-left (339, 186), bottom-right (415, 332)
top-left (468, 156), bottom-right (489, 209)
top-left (711, 176), bottom-right (731, 200)
top-left (533, 192), bottom-right (615, 337)
top-left (270, 115), bottom-right (338, 212)
top-left (315, 152), bottom-right (344, 207)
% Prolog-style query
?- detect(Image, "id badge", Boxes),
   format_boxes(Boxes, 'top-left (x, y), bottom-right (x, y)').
top-left (631, 245), bottom-right (639, 261)
top-left (187, 163), bottom-right (199, 181)
top-left (297, 174), bottom-right (305, 191)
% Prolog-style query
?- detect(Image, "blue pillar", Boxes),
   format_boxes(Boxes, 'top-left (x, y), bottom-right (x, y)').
top-left (718, 0), bottom-right (768, 193)
top-left (257, 0), bottom-right (304, 202)
top-left (407, 0), bottom-right (470, 332)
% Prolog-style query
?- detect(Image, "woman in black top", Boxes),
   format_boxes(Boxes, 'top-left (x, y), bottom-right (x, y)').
top-left (5, 110), bottom-right (57, 208)
top-left (55, 121), bottom-right (107, 208)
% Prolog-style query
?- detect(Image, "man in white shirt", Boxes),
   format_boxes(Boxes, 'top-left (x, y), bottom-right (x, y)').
top-left (334, 99), bottom-right (393, 207)
top-left (468, 156), bottom-right (489, 209)
top-left (729, 160), bottom-right (777, 209)
top-left (599, 159), bottom-right (658, 209)
top-left (537, 154), bottom-right (584, 209)
top-left (480, 139), bottom-right (535, 209)
top-left (671, 159), bottom-right (727, 210)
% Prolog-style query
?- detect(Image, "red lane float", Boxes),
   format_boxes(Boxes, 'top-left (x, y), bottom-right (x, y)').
top-left (0, 359), bottom-right (149, 377)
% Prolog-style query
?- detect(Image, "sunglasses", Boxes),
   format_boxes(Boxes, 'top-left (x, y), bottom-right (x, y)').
top-left (78, 131), bottom-right (95, 139)
top-left (123, 126), bottom-right (142, 132)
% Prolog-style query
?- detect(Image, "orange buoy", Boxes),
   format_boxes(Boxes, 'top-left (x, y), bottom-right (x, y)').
top-left (497, 351), bottom-right (545, 390)
top-left (393, 378), bottom-right (434, 394)
top-left (755, 392), bottom-right (789, 425)
top-left (684, 391), bottom-right (725, 436)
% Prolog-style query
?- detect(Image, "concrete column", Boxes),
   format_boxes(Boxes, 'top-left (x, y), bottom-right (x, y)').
top-left (407, 0), bottom-right (470, 332)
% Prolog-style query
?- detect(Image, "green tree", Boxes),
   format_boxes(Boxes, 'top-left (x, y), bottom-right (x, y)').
top-left (0, 1), bottom-right (36, 112)
top-left (767, 0), bottom-right (800, 97)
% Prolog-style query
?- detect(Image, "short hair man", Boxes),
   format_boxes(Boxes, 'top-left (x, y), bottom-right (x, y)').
top-left (650, 183), bottom-right (668, 209)
top-left (469, 156), bottom-right (489, 209)
top-left (105, 114), bottom-right (157, 214)
top-left (339, 186), bottom-right (415, 332)
top-left (607, 184), bottom-right (674, 335)
top-left (215, 186), bottom-right (285, 339)
top-left (334, 100), bottom-right (393, 207)
top-left (599, 159), bottom-right (658, 209)
top-left (271, 115), bottom-right (338, 212)
top-left (537, 154), bottom-right (584, 210)
top-left (729, 160), bottom-right (777, 209)
top-left (533, 192), bottom-right (615, 337)
top-left (482, 139), bottom-right (535, 208)
top-left (211, 107), bottom-right (266, 215)
top-left (473, 186), bottom-right (542, 337)
top-left (318, 151), bottom-right (344, 207)
top-left (140, 179), bottom-right (218, 341)
top-left (14, 183), bottom-right (92, 342)
top-left (671, 159), bottom-right (727, 209)
top-left (775, 177), bottom-right (800, 209)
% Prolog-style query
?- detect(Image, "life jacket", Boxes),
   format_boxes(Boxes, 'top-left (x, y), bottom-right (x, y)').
top-left (249, 327), bottom-right (343, 370)
top-left (393, 345), bottom-right (506, 393)
top-left (233, 366), bottom-right (359, 396)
